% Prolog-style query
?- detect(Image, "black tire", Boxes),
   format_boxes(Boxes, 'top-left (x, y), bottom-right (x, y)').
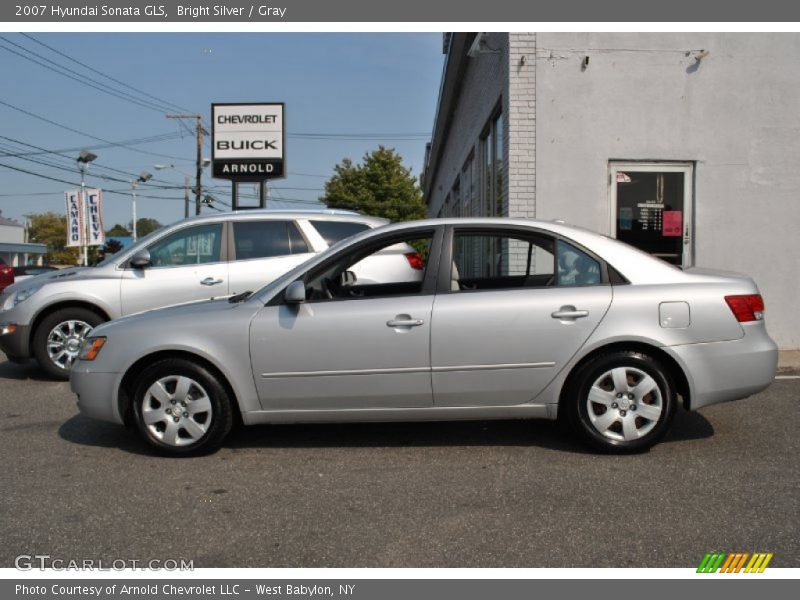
top-left (131, 358), bottom-right (233, 456)
top-left (562, 351), bottom-right (677, 453)
top-left (32, 307), bottom-right (106, 380)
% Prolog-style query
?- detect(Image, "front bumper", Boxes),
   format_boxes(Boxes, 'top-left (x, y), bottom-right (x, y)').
top-left (0, 322), bottom-right (30, 361)
top-left (670, 324), bottom-right (778, 410)
top-left (70, 365), bottom-right (124, 424)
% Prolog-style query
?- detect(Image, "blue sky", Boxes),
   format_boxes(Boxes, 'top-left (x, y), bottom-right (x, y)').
top-left (0, 33), bottom-right (443, 229)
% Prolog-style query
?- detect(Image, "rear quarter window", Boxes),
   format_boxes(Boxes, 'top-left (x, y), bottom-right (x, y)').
top-left (310, 220), bottom-right (371, 246)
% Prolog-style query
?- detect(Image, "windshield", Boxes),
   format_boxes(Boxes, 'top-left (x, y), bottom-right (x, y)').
top-left (94, 227), bottom-right (165, 267)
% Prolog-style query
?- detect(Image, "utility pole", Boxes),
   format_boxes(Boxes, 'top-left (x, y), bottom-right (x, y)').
top-left (166, 113), bottom-right (207, 216)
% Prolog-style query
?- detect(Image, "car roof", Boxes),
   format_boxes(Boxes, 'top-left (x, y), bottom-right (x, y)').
top-left (177, 209), bottom-right (388, 227)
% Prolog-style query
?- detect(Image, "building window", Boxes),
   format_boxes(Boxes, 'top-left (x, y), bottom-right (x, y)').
top-left (494, 112), bottom-right (504, 216)
top-left (480, 109), bottom-right (504, 218)
top-left (451, 178), bottom-right (461, 217)
top-left (461, 151), bottom-right (476, 215)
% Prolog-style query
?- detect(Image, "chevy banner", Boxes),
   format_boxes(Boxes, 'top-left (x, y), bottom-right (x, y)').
top-left (64, 189), bottom-right (84, 248)
top-left (84, 188), bottom-right (105, 247)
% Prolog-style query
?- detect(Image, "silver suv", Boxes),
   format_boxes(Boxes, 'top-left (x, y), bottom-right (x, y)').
top-left (0, 210), bottom-right (420, 379)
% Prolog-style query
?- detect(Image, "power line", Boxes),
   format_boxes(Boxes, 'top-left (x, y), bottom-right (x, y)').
top-left (0, 161), bottom-right (187, 203)
top-left (0, 98), bottom-right (193, 162)
top-left (0, 133), bottom-right (186, 158)
top-left (0, 37), bottom-right (176, 115)
top-left (0, 134), bottom-right (178, 186)
top-left (20, 33), bottom-right (198, 116)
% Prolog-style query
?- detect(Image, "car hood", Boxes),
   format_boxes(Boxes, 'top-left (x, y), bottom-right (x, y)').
top-left (91, 295), bottom-right (259, 336)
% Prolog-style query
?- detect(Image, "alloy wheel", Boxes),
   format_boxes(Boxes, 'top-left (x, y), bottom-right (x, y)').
top-left (46, 319), bottom-right (93, 370)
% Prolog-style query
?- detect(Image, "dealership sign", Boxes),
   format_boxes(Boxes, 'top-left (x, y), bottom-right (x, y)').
top-left (65, 190), bottom-right (84, 247)
top-left (212, 103), bottom-right (285, 181)
top-left (64, 189), bottom-right (105, 248)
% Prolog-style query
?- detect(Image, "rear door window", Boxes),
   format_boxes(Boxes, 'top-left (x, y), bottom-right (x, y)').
top-left (233, 221), bottom-right (310, 260)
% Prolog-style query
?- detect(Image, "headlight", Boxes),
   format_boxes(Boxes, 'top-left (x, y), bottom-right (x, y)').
top-left (3, 285), bottom-right (42, 309)
top-left (78, 337), bottom-right (107, 361)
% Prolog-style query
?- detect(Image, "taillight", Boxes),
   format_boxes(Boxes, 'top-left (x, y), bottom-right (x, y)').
top-left (725, 294), bottom-right (765, 322)
top-left (404, 252), bottom-right (425, 270)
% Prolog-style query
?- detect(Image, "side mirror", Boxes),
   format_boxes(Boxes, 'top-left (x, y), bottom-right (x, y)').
top-left (129, 249), bottom-right (151, 269)
top-left (284, 280), bottom-right (306, 304)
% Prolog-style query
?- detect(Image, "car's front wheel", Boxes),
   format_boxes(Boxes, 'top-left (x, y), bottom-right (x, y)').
top-left (563, 351), bottom-right (677, 453)
top-left (32, 307), bottom-right (106, 380)
top-left (132, 359), bottom-right (233, 456)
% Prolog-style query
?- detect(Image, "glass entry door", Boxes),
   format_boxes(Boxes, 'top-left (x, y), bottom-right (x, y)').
top-left (608, 163), bottom-right (693, 268)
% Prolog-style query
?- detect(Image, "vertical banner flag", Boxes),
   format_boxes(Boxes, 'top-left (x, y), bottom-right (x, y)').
top-left (64, 189), bottom-right (84, 248)
top-left (85, 189), bottom-right (105, 246)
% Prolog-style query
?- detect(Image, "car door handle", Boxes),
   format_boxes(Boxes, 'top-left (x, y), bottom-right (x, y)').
top-left (387, 317), bottom-right (425, 328)
top-left (201, 277), bottom-right (224, 286)
top-left (551, 307), bottom-right (589, 320)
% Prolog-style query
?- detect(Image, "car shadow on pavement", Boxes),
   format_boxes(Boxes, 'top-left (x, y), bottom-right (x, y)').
top-left (0, 358), bottom-right (53, 382)
top-left (58, 408), bottom-right (714, 456)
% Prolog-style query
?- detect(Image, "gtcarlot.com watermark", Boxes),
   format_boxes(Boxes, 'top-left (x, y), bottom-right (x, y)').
top-left (15, 554), bottom-right (194, 571)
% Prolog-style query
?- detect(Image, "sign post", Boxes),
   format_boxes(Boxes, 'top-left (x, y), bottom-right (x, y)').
top-left (211, 102), bottom-right (285, 210)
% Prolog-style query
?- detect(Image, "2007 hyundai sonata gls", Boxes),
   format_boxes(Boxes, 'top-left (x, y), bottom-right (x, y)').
top-left (71, 218), bottom-right (778, 455)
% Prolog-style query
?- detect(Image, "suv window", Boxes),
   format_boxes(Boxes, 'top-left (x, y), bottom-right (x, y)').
top-left (147, 223), bottom-right (223, 267)
top-left (233, 220), bottom-right (310, 260)
top-left (303, 231), bottom-right (434, 302)
top-left (310, 220), bottom-right (371, 246)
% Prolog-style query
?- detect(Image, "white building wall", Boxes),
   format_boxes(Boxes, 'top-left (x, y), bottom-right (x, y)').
top-left (0, 223), bottom-right (24, 243)
top-left (534, 32), bottom-right (800, 349)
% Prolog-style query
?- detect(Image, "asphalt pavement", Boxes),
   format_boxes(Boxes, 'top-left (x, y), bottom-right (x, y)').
top-left (1, 352), bottom-right (797, 568)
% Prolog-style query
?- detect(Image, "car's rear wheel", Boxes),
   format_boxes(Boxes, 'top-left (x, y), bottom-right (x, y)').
top-left (564, 351), bottom-right (677, 453)
top-left (132, 358), bottom-right (233, 456)
top-left (32, 307), bottom-right (105, 380)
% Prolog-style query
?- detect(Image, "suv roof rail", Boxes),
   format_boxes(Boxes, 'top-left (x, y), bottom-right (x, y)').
top-left (230, 208), bottom-right (361, 215)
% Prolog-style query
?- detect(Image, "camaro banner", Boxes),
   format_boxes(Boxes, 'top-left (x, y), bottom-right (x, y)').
top-left (85, 188), bottom-right (105, 247)
top-left (64, 189), bottom-right (84, 248)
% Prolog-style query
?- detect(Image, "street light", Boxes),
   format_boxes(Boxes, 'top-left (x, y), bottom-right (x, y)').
top-left (76, 150), bottom-right (98, 266)
top-left (131, 171), bottom-right (152, 241)
top-left (155, 160), bottom-right (211, 218)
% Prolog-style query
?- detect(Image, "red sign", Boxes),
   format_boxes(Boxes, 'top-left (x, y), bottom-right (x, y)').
top-left (662, 210), bottom-right (683, 237)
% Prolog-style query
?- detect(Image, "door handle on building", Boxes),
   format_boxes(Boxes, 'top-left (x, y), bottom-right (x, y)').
top-left (201, 277), bottom-right (223, 286)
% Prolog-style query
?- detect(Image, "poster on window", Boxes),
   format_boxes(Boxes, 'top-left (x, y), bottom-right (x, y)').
top-left (662, 210), bottom-right (683, 237)
top-left (64, 189), bottom-right (84, 247)
top-left (85, 189), bottom-right (105, 246)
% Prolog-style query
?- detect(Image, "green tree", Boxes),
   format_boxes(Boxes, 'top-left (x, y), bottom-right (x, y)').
top-left (103, 239), bottom-right (123, 255)
top-left (106, 223), bottom-right (130, 237)
top-left (128, 218), bottom-right (162, 237)
top-left (26, 212), bottom-right (79, 265)
top-left (320, 146), bottom-right (427, 222)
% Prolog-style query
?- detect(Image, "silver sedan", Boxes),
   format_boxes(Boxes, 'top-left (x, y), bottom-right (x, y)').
top-left (70, 218), bottom-right (778, 455)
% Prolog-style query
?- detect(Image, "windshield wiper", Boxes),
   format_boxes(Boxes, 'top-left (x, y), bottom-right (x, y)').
top-left (228, 290), bottom-right (253, 304)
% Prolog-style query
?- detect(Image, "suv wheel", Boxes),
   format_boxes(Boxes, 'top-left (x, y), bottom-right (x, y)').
top-left (563, 351), bottom-right (677, 453)
top-left (132, 358), bottom-right (233, 456)
top-left (32, 307), bottom-right (105, 380)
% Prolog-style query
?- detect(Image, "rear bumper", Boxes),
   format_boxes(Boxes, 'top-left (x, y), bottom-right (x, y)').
top-left (70, 366), bottom-right (124, 424)
top-left (0, 322), bottom-right (30, 361)
top-left (670, 324), bottom-right (778, 410)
